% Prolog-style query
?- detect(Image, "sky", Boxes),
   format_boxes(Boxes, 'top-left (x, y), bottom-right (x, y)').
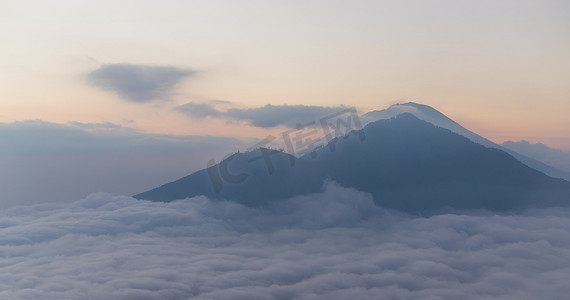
top-left (1, 0), bottom-right (569, 205)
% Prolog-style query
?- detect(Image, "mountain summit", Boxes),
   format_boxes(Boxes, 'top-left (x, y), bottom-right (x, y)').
top-left (135, 113), bottom-right (570, 212)
top-left (363, 102), bottom-right (570, 181)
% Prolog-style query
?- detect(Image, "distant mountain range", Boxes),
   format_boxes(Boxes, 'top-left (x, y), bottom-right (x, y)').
top-left (502, 140), bottom-right (570, 173)
top-left (135, 105), bottom-right (570, 212)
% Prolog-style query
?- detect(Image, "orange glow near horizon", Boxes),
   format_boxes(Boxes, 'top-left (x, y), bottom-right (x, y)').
top-left (0, 0), bottom-right (568, 149)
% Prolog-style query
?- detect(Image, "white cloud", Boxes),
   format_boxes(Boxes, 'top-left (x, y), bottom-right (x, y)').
top-left (1, 182), bottom-right (570, 299)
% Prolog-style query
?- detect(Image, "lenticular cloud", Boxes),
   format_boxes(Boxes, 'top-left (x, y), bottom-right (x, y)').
top-left (1, 183), bottom-right (570, 300)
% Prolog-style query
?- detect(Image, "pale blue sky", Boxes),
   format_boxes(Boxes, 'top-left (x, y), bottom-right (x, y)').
top-left (1, 0), bottom-right (569, 146)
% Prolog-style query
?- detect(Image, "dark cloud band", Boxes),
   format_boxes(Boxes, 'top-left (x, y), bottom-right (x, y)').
top-left (0, 120), bottom-right (243, 205)
top-left (175, 102), bottom-right (348, 128)
top-left (86, 64), bottom-right (197, 103)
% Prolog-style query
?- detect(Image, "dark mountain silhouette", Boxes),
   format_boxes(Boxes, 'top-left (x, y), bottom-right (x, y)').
top-left (135, 149), bottom-right (325, 206)
top-left (362, 102), bottom-right (570, 181)
top-left (135, 113), bottom-right (570, 212)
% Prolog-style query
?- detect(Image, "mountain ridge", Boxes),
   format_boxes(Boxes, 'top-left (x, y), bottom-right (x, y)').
top-left (135, 113), bottom-right (570, 212)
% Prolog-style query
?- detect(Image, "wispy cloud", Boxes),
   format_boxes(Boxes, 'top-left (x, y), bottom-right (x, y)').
top-left (174, 101), bottom-right (223, 119)
top-left (175, 102), bottom-right (348, 128)
top-left (68, 121), bottom-right (123, 129)
top-left (86, 64), bottom-right (197, 103)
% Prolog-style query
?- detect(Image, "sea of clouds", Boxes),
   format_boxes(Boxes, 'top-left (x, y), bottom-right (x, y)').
top-left (1, 182), bottom-right (570, 300)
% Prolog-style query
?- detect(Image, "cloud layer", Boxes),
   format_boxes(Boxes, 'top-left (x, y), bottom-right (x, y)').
top-left (0, 120), bottom-right (235, 156)
top-left (1, 182), bottom-right (570, 299)
top-left (0, 120), bottom-right (242, 206)
top-left (86, 64), bottom-right (196, 102)
top-left (175, 102), bottom-right (348, 128)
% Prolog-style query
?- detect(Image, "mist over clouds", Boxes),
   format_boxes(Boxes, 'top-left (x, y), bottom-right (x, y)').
top-left (175, 102), bottom-right (348, 128)
top-left (86, 64), bottom-right (197, 102)
top-left (1, 182), bottom-right (570, 299)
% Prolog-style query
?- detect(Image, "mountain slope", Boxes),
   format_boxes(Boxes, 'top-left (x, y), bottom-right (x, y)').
top-left (135, 114), bottom-right (570, 212)
top-left (308, 113), bottom-right (570, 211)
top-left (134, 149), bottom-right (326, 206)
top-left (362, 103), bottom-right (570, 181)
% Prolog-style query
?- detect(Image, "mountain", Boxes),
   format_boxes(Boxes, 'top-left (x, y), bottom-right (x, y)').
top-left (135, 149), bottom-right (325, 206)
top-left (135, 113), bottom-right (570, 212)
top-left (362, 103), bottom-right (570, 181)
top-left (502, 140), bottom-right (570, 173)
